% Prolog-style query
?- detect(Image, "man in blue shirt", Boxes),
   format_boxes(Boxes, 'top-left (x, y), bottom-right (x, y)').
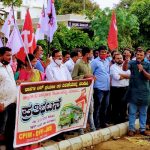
top-left (145, 48), bottom-right (150, 62)
top-left (91, 46), bottom-right (110, 129)
top-left (34, 45), bottom-right (45, 72)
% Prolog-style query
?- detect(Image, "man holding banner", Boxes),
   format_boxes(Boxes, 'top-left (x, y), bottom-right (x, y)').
top-left (72, 47), bottom-right (96, 134)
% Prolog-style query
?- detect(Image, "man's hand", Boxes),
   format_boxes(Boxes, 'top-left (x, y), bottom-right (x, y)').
top-left (84, 74), bottom-right (96, 80)
top-left (137, 64), bottom-right (144, 72)
top-left (16, 80), bottom-right (23, 85)
top-left (0, 103), bottom-right (4, 112)
top-left (119, 74), bottom-right (130, 79)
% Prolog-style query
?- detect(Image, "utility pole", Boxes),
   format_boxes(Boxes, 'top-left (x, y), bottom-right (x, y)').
top-left (83, 0), bottom-right (86, 11)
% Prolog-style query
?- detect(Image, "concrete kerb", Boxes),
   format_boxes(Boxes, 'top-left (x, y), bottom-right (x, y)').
top-left (36, 119), bottom-right (140, 150)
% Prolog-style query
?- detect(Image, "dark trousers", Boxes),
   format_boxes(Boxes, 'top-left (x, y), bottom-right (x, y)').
top-left (147, 105), bottom-right (150, 125)
top-left (93, 88), bottom-right (110, 129)
top-left (110, 86), bottom-right (128, 124)
top-left (0, 110), bottom-right (7, 134)
top-left (0, 103), bottom-right (16, 150)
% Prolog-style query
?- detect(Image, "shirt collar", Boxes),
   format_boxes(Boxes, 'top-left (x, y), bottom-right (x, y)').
top-left (0, 62), bottom-right (3, 67)
top-left (80, 59), bottom-right (89, 64)
top-left (70, 58), bottom-right (75, 64)
top-left (0, 62), bottom-right (6, 67)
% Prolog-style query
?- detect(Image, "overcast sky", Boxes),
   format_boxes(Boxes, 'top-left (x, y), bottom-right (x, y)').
top-left (23, 0), bottom-right (121, 9)
top-left (93, 0), bottom-right (121, 9)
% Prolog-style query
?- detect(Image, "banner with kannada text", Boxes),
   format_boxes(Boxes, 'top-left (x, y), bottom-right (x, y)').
top-left (14, 79), bottom-right (93, 148)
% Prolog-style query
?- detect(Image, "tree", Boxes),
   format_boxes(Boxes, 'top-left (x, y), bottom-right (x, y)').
top-left (38, 23), bottom-right (94, 54)
top-left (116, 0), bottom-right (134, 9)
top-left (54, 0), bottom-right (99, 15)
top-left (116, 0), bottom-right (150, 49)
top-left (2, 0), bottom-right (22, 6)
top-left (129, 0), bottom-right (150, 48)
top-left (90, 8), bottom-right (139, 49)
top-left (0, 0), bottom-right (22, 24)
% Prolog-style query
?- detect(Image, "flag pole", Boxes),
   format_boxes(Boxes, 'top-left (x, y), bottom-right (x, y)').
top-left (47, 0), bottom-right (50, 57)
top-left (12, 3), bottom-right (33, 68)
top-left (22, 8), bottom-right (33, 69)
top-left (47, 36), bottom-right (50, 57)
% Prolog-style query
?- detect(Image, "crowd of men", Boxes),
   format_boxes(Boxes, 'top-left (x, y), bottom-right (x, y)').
top-left (0, 45), bottom-right (150, 150)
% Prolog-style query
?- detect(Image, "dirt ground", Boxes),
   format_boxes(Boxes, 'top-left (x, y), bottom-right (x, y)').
top-left (94, 136), bottom-right (150, 150)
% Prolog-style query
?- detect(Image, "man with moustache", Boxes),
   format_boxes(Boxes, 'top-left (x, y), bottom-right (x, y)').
top-left (110, 53), bottom-right (130, 124)
top-left (123, 49), bottom-right (150, 136)
top-left (0, 47), bottom-right (17, 150)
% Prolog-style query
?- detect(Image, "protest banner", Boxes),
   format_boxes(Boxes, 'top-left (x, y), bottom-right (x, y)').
top-left (14, 79), bottom-right (93, 148)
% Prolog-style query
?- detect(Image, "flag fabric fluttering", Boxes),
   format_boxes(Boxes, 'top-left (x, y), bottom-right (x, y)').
top-left (0, 38), bottom-right (3, 48)
top-left (35, 5), bottom-right (45, 41)
top-left (107, 11), bottom-right (118, 51)
top-left (44, 0), bottom-right (57, 42)
top-left (1, 8), bottom-right (14, 39)
top-left (17, 9), bottom-right (36, 62)
top-left (6, 23), bottom-right (24, 55)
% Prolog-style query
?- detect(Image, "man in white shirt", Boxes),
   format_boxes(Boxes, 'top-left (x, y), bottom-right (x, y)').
top-left (110, 53), bottom-right (130, 124)
top-left (46, 50), bottom-right (72, 81)
top-left (45, 50), bottom-right (72, 141)
top-left (65, 51), bottom-right (78, 74)
top-left (0, 47), bottom-right (17, 150)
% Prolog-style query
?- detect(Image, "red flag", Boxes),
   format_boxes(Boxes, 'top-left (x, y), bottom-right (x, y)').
top-left (17, 9), bottom-right (36, 62)
top-left (107, 11), bottom-right (118, 51)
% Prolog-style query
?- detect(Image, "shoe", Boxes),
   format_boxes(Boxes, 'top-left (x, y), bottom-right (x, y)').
top-left (90, 128), bottom-right (96, 132)
top-left (78, 129), bottom-right (84, 135)
top-left (140, 130), bottom-right (150, 136)
top-left (100, 123), bottom-right (109, 128)
top-left (127, 130), bottom-right (135, 136)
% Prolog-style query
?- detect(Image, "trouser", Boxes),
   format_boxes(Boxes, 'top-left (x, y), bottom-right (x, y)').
top-left (88, 97), bottom-right (96, 131)
top-left (0, 103), bottom-right (16, 150)
top-left (93, 89), bottom-right (110, 129)
top-left (0, 110), bottom-right (7, 134)
top-left (146, 105), bottom-right (150, 125)
top-left (78, 97), bottom-right (96, 135)
top-left (129, 103), bottom-right (148, 132)
top-left (111, 86), bottom-right (128, 124)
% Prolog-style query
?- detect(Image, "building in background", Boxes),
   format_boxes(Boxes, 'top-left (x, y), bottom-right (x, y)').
top-left (0, 0), bottom-right (91, 37)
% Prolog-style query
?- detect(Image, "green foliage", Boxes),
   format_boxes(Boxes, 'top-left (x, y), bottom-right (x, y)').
top-left (2, 0), bottom-right (22, 6)
top-left (116, 0), bottom-right (134, 9)
top-left (129, 0), bottom-right (150, 48)
top-left (116, 8), bottom-right (139, 49)
top-left (90, 8), bottom-right (139, 50)
top-left (37, 23), bottom-right (93, 53)
top-left (51, 23), bottom-right (93, 51)
top-left (55, 0), bottom-right (99, 15)
top-left (90, 9), bottom-right (111, 48)
top-left (116, 0), bottom-right (150, 49)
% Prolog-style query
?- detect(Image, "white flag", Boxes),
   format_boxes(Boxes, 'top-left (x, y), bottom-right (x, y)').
top-left (1, 8), bottom-right (15, 39)
top-left (0, 38), bottom-right (3, 48)
top-left (6, 23), bottom-right (24, 55)
top-left (35, 6), bottom-right (45, 41)
top-left (45, 0), bottom-right (57, 42)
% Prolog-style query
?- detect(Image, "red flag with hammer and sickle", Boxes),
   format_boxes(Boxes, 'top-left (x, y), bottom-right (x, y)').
top-left (17, 9), bottom-right (36, 62)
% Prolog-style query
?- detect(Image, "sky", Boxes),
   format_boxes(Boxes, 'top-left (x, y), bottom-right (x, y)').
top-left (22, 0), bottom-right (121, 9)
top-left (93, 0), bottom-right (121, 9)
